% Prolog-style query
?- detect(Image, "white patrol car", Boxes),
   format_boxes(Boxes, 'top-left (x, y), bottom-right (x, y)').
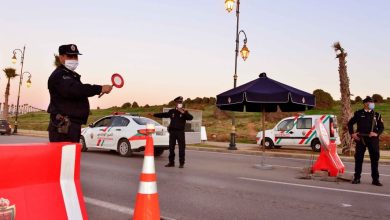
top-left (80, 113), bottom-right (169, 157)
top-left (256, 114), bottom-right (341, 152)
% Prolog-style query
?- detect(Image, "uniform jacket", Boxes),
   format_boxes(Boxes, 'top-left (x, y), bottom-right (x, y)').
top-left (154, 108), bottom-right (193, 132)
top-left (47, 65), bottom-right (102, 124)
top-left (348, 109), bottom-right (384, 136)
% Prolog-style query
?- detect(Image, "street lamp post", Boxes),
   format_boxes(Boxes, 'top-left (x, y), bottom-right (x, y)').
top-left (11, 45), bottom-right (29, 133)
top-left (225, 0), bottom-right (250, 150)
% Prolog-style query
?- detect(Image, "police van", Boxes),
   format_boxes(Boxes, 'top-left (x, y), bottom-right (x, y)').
top-left (80, 113), bottom-right (169, 157)
top-left (256, 114), bottom-right (340, 152)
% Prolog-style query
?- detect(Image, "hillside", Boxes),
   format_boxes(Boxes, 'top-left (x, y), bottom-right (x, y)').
top-left (16, 102), bottom-right (390, 148)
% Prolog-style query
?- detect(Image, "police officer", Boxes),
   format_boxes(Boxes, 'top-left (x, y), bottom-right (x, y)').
top-left (153, 96), bottom-right (193, 168)
top-left (348, 96), bottom-right (384, 186)
top-left (47, 44), bottom-right (113, 142)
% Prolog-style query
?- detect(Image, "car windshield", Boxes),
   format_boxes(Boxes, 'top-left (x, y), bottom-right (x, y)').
top-left (132, 117), bottom-right (161, 126)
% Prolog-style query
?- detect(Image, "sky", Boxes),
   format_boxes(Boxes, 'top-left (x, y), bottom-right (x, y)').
top-left (0, 0), bottom-right (389, 110)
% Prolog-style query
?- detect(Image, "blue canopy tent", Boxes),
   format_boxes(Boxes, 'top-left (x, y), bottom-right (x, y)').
top-left (216, 72), bottom-right (316, 167)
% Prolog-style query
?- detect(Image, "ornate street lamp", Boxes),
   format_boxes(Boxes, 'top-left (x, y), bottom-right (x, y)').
top-left (224, 0), bottom-right (250, 150)
top-left (10, 46), bottom-right (31, 133)
top-left (225, 0), bottom-right (235, 13)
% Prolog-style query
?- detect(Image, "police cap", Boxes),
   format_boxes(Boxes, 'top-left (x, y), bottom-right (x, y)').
top-left (59, 44), bottom-right (82, 55)
top-left (174, 96), bottom-right (183, 102)
top-left (363, 96), bottom-right (373, 103)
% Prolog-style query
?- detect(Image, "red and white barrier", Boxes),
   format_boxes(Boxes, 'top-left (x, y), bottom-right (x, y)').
top-left (0, 142), bottom-right (88, 220)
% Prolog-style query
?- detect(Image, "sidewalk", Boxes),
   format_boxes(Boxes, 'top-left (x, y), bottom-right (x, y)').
top-left (14, 130), bottom-right (390, 164)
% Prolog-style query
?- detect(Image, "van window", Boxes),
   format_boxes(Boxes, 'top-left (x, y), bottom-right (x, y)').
top-left (277, 119), bottom-right (294, 131)
top-left (297, 118), bottom-right (312, 129)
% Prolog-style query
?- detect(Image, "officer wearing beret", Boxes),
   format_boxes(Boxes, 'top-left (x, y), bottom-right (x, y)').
top-left (47, 44), bottom-right (113, 142)
top-left (153, 96), bottom-right (193, 168)
top-left (348, 96), bottom-right (384, 186)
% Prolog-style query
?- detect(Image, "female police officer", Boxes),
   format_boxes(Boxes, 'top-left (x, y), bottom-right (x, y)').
top-left (47, 44), bottom-right (112, 142)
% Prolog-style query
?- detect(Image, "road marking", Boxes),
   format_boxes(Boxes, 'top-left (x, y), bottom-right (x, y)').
top-left (84, 197), bottom-right (176, 220)
top-left (269, 164), bottom-right (390, 177)
top-left (238, 177), bottom-right (390, 198)
top-left (341, 203), bottom-right (352, 208)
top-left (188, 149), bottom-right (390, 167)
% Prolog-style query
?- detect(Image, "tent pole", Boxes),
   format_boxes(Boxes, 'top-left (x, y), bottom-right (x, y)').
top-left (261, 107), bottom-right (266, 165)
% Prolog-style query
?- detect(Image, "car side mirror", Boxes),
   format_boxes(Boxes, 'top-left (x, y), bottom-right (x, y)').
top-left (89, 124), bottom-right (94, 128)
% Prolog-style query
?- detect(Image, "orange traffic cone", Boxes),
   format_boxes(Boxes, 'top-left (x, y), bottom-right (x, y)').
top-left (133, 124), bottom-right (160, 220)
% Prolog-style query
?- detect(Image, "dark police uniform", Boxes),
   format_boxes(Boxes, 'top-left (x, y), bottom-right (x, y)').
top-left (348, 100), bottom-right (384, 184)
top-left (47, 44), bottom-right (102, 142)
top-left (153, 97), bottom-right (193, 167)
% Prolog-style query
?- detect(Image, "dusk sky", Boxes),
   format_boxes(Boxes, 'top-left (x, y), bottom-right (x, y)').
top-left (1, 0), bottom-right (389, 110)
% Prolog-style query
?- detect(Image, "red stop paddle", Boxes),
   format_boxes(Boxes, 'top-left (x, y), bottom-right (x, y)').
top-left (99, 73), bottom-right (124, 98)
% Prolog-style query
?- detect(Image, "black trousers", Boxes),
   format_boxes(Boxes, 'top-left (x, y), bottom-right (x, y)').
top-left (168, 130), bottom-right (186, 165)
top-left (48, 121), bottom-right (82, 143)
top-left (354, 137), bottom-right (380, 181)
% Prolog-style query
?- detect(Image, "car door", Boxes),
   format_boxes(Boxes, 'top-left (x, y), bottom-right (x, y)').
top-left (109, 116), bottom-right (131, 149)
top-left (90, 117), bottom-right (113, 148)
top-left (295, 117), bottom-right (313, 145)
top-left (274, 119), bottom-right (295, 146)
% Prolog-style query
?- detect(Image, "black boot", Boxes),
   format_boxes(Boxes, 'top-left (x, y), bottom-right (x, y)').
top-left (351, 178), bottom-right (361, 184)
top-left (165, 163), bottom-right (175, 167)
top-left (372, 180), bottom-right (383, 186)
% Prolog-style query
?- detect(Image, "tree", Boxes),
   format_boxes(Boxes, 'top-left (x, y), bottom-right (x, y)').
top-left (132, 101), bottom-right (139, 108)
top-left (333, 42), bottom-right (353, 154)
top-left (372, 94), bottom-right (384, 103)
top-left (354, 96), bottom-right (362, 103)
top-left (2, 68), bottom-right (17, 119)
top-left (54, 54), bottom-right (61, 67)
top-left (121, 102), bottom-right (131, 108)
top-left (313, 89), bottom-right (334, 109)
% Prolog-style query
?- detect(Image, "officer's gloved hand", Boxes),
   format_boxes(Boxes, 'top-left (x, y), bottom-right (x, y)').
top-left (101, 85), bottom-right (113, 94)
top-left (352, 133), bottom-right (360, 141)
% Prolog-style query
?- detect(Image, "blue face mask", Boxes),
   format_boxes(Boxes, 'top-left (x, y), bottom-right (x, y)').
top-left (368, 103), bottom-right (375, 110)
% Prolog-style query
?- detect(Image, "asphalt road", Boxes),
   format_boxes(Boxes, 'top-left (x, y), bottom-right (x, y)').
top-left (1, 135), bottom-right (390, 220)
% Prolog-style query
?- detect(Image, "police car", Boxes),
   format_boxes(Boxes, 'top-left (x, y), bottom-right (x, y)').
top-left (256, 114), bottom-right (341, 152)
top-left (80, 113), bottom-right (169, 157)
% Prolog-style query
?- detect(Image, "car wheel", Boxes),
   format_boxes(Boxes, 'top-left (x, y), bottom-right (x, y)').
top-left (154, 148), bottom-right (165, 157)
top-left (311, 139), bottom-right (321, 152)
top-left (117, 139), bottom-right (132, 157)
top-left (261, 138), bottom-right (274, 149)
top-left (80, 136), bottom-right (88, 152)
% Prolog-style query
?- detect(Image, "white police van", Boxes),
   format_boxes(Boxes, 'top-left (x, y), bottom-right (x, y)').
top-left (256, 114), bottom-right (340, 152)
top-left (80, 113), bottom-right (169, 157)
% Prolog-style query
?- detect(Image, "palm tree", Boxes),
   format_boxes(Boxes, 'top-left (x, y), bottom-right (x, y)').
top-left (333, 42), bottom-right (353, 154)
top-left (2, 68), bottom-right (17, 119)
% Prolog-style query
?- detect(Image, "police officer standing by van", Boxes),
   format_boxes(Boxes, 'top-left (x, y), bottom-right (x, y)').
top-left (348, 96), bottom-right (384, 186)
top-left (47, 44), bottom-right (113, 142)
top-left (153, 96), bottom-right (193, 168)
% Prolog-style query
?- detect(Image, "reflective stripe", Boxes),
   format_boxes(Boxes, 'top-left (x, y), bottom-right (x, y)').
top-left (60, 144), bottom-right (83, 220)
top-left (138, 181), bottom-right (158, 194)
top-left (142, 156), bottom-right (156, 174)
